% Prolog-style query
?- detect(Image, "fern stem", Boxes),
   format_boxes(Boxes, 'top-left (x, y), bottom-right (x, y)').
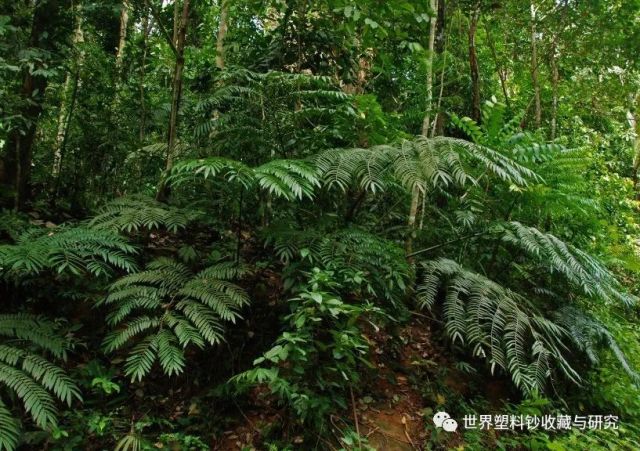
top-left (407, 230), bottom-right (490, 258)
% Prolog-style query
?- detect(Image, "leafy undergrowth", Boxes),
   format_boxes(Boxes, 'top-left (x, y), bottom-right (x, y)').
top-left (211, 316), bottom-right (460, 450)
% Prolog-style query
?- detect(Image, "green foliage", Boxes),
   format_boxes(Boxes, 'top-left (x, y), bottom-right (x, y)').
top-left (554, 306), bottom-right (640, 384)
top-left (0, 314), bottom-right (80, 451)
top-left (170, 157), bottom-right (320, 201)
top-left (315, 135), bottom-right (540, 195)
top-left (101, 258), bottom-right (250, 381)
top-left (264, 226), bottom-right (410, 306)
top-left (193, 69), bottom-right (354, 160)
top-left (88, 196), bottom-right (200, 233)
top-left (417, 258), bottom-right (579, 393)
top-left (0, 210), bottom-right (30, 241)
top-left (231, 268), bottom-right (382, 426)
top-left (2, 0), bottom-right (640, 448)
top-left (498, 221), bottom-right (636, 305)
top-left (0, 226), bottom-right (137, 278)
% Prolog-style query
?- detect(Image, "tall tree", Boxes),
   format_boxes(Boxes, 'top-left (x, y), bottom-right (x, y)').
top-left (52, 4), bottom-right (85, 182)
top-left (1, 0), bottom-right (71, 210)
top-left (156, 0), bottom-right (191, 201)
top-left (216, 0), bottom-right (229, 69)
top-left (630, 93), bottom-right (640, 194)
top-left (115, 0), bottom-right (130, 73)
top-left (431, 0), bottom-right (447, 137)
top-left (468, 3), bottom-right (481, 122)
top-left (530, 2), bottom-right (541, 128)
top-left (550, 34), bottom-right (559, 140)
top-left (421, 0), bottom-right (438, 136)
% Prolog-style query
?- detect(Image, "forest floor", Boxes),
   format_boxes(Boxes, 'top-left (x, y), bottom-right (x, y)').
top-left (211, 316), bottom-right (467, 450)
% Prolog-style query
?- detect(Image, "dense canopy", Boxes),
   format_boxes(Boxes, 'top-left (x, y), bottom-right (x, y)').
top-left (1, 0), bottom-right (640, 449)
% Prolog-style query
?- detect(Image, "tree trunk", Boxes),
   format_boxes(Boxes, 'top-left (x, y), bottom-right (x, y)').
top-left (486, 22), bottom-right (510, 109)
top-left (115, 1), bottom-right (129, 72)
top-left (139, 9), bottom-right (152, 142)
top-left (156, 0), bottom-right (190, 201)
top-left (550, 35), bottom-right (559, 140)
top-left (2, 0), bottom-right (69, 210)
top-left (630, 95), bottom-right (640, 195)
top-left (216, 0), bottom-right (229, 69)
top-left (431, 0), bottom-right (447, 137)
top-left (531, 2), bottom-right (541, 128)
top-left (421, 0), bottom-right (438, 136)
top-left (406, 185), bottom-right (421, 259)
top-left (52, 7), bottom-right (84, 180)
top-left (468, 5), bottom-right (481, 123)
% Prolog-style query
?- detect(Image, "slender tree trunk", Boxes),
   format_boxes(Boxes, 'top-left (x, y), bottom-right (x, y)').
top-left (421, 0), bottom-right (438, 136)
top-left (431, 0), bottom-right (448, 137)
top-left (156, 0), bottom-right (190, 201)
top-left (216, 0), bottom-right (229, 69)
top-left (112, 0), bottom-right (130, 111)
top-left (2, 0), bottom-right (69, 210)
top-left (115, 1), bottom-right (129, 72)
top-left (52, 7), bottom-right (84, 180)
top-left (414, 1), bottom-right (438, 247)
top-left (51, 71), bottom-right (80, 194)
top-left (550, 35), bottom-right (559, 140)
top-left (630, 95), bottom-right (640, 195)
top-left (486, 23), bottom-right (510, 109)
top-left (406, 185), bottom-right (421, 259)
top-left (531, 3), bottom-right (541, 128)
top-left (139, 10), bottom-right (152, 142)
top-left (468, 4), bottom-right (481, 122)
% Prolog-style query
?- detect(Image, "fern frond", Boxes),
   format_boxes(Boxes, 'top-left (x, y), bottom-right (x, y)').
top-left (0, 227), bottom-right (137, 278)
top-left (314, 135), bottom-right (539, 197)
top-left (254, 160), bottom-right (320, 200)
top-left (554, 306), bottom-right (640, 384)
top-left (0, 314), bottom-right (80, 448)
top-left (89, 195), bottom-right (199, 233)
top-left (499, 222), bottom-right (636, 305)
top-left (103, 259), bottom-right (250, 380)
top-left (417, 258), bottom-right (580, 393)
top-left (170, 157), bottom-right (320, 201)
top-left (0, 400), bottom-right (20, 451)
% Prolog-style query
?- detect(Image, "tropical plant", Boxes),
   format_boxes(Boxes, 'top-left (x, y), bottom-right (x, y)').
top-left (101, 258), bottom-right (250, 381)
top-left (0, 226), bottom-right (137, 278)
top-left (231, 268), bottom-right (382, 426)
top-left (88, 195), bottom-right (200, 234)
top-left (0, 314), bottom-right (80, 451)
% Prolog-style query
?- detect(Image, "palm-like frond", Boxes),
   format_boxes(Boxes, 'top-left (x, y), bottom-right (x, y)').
top-left (0, 314), bottom-right (81, 450)
top-left (417, 258), bottom-right (580, 393)
top-left (314, 135), bottom-right (540, 195)
top-left (554, 306), bottom-right (640, 384)
top-left (499, 222), bottom-right (636, 305)
top-left (0, 227), bottom-right (137, 278)
top-left (169, 158), bottom-right (320, 201)
top-left (101, 258), bottom-right (250, 381)
top-left (88, 195), bottom-right (200, 233)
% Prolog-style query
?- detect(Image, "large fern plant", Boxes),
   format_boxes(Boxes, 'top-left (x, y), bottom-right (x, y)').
top-left (263, 226), bottom-right (411, 306)
top-left (88, 195), bottom-right (200, 234)
top-left (0, 314), bottom-right (81, 451)
top-left (166, 130), bottom-right (637, 395)
top-left (415, 224), bottom-right (638, 393)
top-left (314, 135), bottom-right (540, 195)
top-left (417, 258), bottom-right (580, 393)
top-left (100, 258), bottom-right (250, 381)
top-left (192, 69), bottom-right (352, 162)
top-left (0, 226), bottom-right (137, 278)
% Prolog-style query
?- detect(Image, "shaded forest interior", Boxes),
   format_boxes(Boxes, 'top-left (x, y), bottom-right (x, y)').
top-left (1, 0), bottom-right (640, 450)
